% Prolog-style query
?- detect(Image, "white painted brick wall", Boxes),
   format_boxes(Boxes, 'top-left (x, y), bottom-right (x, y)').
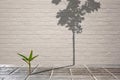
top-left (0, 0), bottom-right (120, 66)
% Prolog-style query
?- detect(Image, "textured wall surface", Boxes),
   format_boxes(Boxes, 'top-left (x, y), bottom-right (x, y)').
top-left (0, 0), bottom-right (120, 66)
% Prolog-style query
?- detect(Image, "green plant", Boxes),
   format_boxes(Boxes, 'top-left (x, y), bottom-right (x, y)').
top-left (18, 50), bottom-right (39, 75)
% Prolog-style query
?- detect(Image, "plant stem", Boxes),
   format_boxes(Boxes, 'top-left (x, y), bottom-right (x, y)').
top-left (28, 62), bottom-right (31, 75)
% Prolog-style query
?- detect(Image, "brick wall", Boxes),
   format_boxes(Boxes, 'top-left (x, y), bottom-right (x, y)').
top-left (0, 0), bottom-right (120, 66)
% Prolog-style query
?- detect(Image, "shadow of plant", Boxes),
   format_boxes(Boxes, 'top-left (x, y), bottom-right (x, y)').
top-left (30, 0), bottom-right (101, 75)
top-left (52, 0), bottom-right (101, 65)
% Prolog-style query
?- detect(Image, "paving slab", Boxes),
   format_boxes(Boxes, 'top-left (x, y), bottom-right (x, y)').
top-left (27, 75), bottom-right (49, 80)
top-left (31, 72), bottom-right (51, 78)
top-left (53, 68), bottom-right (70, 73)
top-left (51, 77), bottom-right (72, 80)
top-left (53, 72), bottom-right (70, 76)
top-left (86, 64), bottom-right (120, 68)
top-left (0, 67), bottom-right (17, 75)
top-left (31, 67), bottom-right (52, 78)
top-left (67, 65), bottom-right (85, 68)
top-left (32, 67), bottom-right (53, 73)
top-left (95, 75), bottom-right (117, 80)
top-left (0, 77), bottom-right (3, 80)
top-left (11, 67), bottom-right (34, 75)
top-left (102, 64), bottom-right (120, 68)
top-left (0, 75), bottom-right (27, 80)
top-left (72, 78), bottom-right (94, 80)
top-left (115, 75), bottom-right (120, 79)
top-left (0, 64), bottom-right (17, 67)
top-left (53, 68), bottom-right (70, 76)
top-left (88, 68), bottom-right (107, 73)
top-left (71, 68), bottom-right (90, 75)
top-left (88, 68), bottom-right (110, 76)
top-left (106, 68), bottom-right (120, 75)
top-left (3, 75), bottom-right (27, 80)
top-left (52, 76), bottom-right (94, 80)
top-left (72, 77), bottom-right (94, 80)
top-left (71, 75), bottom-right (94, 79)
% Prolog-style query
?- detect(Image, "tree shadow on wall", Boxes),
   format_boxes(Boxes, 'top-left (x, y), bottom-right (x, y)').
top-left (31, 0), bottom-right (101, 75)
top-left (52, 0), bottom-right (101, 65)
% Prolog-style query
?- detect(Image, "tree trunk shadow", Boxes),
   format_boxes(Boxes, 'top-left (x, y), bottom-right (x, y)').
top-left (31, 64), bottom-right (74, 75)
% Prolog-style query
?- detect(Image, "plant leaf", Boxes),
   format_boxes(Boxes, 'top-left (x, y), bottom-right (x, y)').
top-left (29, 50), bottom-right (33, 61)
top-left (22, 58), bottom-right (29, 64)
top-left (30, 55), bottom-right (39, 61)
top-left (18, 53), bottom-right (28, 61)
